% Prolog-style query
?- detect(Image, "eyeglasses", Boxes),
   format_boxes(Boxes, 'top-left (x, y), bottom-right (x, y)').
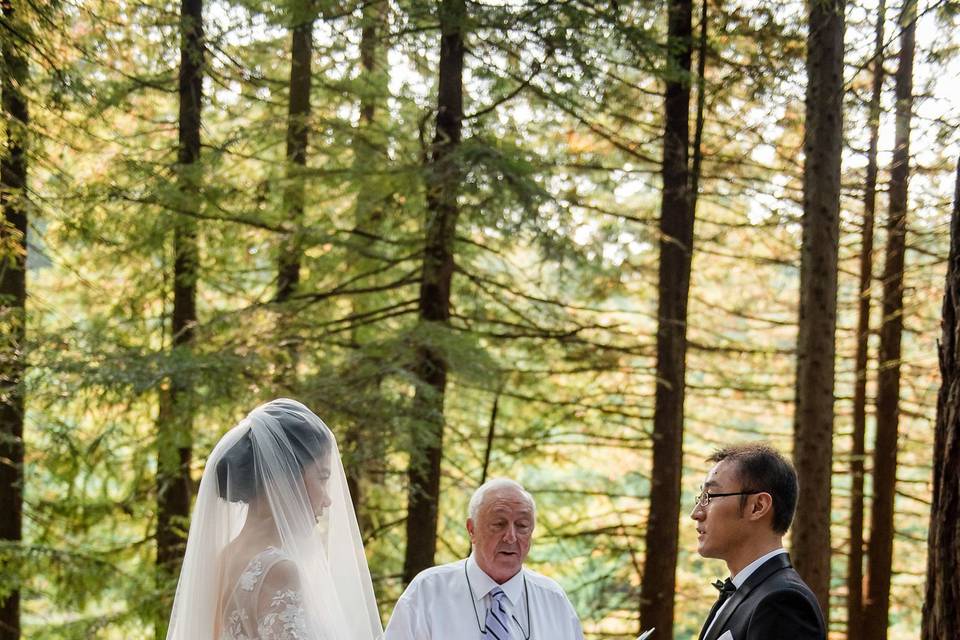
top-left (694, 486), bottom-right (763, 509)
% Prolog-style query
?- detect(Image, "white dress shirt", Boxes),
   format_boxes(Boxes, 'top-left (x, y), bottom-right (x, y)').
top-left (702, 547), bottom-right (787, 639)
top-left (384, 555), bottom-right (584, 640)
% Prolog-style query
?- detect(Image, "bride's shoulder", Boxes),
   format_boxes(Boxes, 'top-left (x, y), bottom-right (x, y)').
top-left (258, 547), bottom-right (302, 588)
top-left (225, 545), bottom-right (294, 592)
top-left (257, 545), bottom-right (290, 563)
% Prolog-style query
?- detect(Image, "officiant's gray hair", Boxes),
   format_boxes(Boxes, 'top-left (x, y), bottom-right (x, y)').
top-left (468, 478), bottom-right (537, 521)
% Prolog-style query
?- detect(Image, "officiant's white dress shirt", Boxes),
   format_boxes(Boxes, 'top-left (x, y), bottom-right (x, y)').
top-left (384, 555), bottom-right (584, 640)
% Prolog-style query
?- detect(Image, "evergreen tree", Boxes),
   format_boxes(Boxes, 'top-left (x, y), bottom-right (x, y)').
top-left (921, 154), bottom-right (960, 640)
top-left (848, 2), bottom-right (885, 636)
top-left (639, 0), bottom-right (694, 634)
top-left (865, 0), bottom-right (917, 636)
top-left (793, 0), bottom-right (846, 618)
top-left (403, 0), bottom-right (466, 585)
top-left (0, 1), bottom-right (29, 637)
top-left (156, 0), bottom-right (203, 634)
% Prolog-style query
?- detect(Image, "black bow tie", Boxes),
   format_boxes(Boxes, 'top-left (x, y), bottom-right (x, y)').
top-left (712, 578), bottom-right (736, 602)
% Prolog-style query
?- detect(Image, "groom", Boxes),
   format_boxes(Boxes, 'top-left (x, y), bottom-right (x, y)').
top-left (691, 443), bottom-right (826, 640)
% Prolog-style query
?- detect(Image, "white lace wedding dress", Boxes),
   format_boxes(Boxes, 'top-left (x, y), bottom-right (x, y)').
top-left (165, 399), bottom-right (383, 640)
top-left (220, 547), bottom-right (309, 640)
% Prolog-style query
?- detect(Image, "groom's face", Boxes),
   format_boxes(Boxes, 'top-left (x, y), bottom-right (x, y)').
top-left (467, 488), bottom-right (535, 584)
top-left (691, 460), bottom-right (750, 561)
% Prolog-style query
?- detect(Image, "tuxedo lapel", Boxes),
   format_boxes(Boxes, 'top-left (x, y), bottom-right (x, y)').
top-left (698, 597), bottom-right (724, 640)
top-left (703, 554), bottom-right (792, 640)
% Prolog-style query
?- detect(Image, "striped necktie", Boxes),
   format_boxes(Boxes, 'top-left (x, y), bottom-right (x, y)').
top-left (483, 587), bottom-right (514, 640)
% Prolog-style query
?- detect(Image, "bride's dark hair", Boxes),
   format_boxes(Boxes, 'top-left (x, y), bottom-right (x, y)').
top-left (215, 400), bottom-right (330, 503)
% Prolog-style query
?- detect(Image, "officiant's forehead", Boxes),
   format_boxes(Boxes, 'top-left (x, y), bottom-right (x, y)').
top-left (485, 490), bottom-right (534, 516)
top-left (468, 478), bottom-right (537, 520)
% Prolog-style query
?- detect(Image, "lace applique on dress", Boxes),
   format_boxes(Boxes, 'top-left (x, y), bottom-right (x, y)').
top-left (256, 588), bottom-right (309, 640)
top-left (239, 557), bottom-right (264, 592)
top-left (219, 547), bottom-right (309, 640)
top-left (224, 606), bottom-right (252, 640)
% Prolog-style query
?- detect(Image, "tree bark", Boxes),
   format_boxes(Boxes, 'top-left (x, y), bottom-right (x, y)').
top-left (848, 2), bottom-right (885, 637)
top-left (792, 0), bottom-right (845, 620)
top-left (921, 156), bottom-right (960, 640)
top-left (639, 0), bottom-right (693, 634)
top-left (0, 2), bottom-right (29, 637)
top-left (689, 0), bottom-right (708, 208)
top-left (402, 0), bottom-right (464, 585)
top-left (479, 384), bottom-right (504, 487)
top-left (156, 0), bottom-right (202, 635)
top-left (353, 0), bottom-right (389, 232)
top-left (274, 3), bottom-right (316, 387)
top-left (864, 1), bottom-right (915, 636)
top-left (345, 0), bottom-right (390, 530)
top-left (276, 5), bottom-right (314, 304)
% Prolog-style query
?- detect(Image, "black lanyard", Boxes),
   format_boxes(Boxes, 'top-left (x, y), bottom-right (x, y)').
top-left (464, 561), bottom-right (532, 640)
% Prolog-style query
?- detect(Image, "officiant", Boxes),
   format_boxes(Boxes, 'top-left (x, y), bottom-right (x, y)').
top-left (384, 478), bottom-right (584, 640)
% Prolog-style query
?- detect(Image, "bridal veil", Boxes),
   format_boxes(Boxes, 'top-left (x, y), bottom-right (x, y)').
top-left (165, 398), bottom-right (383, 640)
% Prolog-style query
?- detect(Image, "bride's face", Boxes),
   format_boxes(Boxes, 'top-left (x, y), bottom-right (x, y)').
top-left (303, 458), bottom-right (333, 517)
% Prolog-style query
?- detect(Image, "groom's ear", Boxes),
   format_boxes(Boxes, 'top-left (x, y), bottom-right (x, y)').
top-left (749, 493), bottom-right (773, 521)
top-left (466, 518), bottom-right (476, 540)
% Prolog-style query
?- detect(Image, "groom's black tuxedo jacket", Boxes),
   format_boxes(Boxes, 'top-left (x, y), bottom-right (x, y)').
top-left (699, 553), bottom-right (826, 640)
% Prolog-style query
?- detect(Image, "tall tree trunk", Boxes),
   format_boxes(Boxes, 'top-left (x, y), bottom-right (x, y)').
top-left (479, 383), bottom-right (504, 487)
top-left (0, 2), bottom-right (28, 638)
top-left (346, 0), bottom-right (390, 528)
top-left (275, 3), bottom-right (316, 387)
top-left (864, 1), bottom-right (916, 636)
top-left (402, 0), bottom-right (464, 585)
top-left (921, 156), bottom-right (960, 640)
top-left (848, 2), bottom-right (885, 637)
top-left (156, 0), bottom-right (202, 635)
top-left (638, 0), bottom-right (693, 634)
top-left (353, 0), bottom-right (389, 234)
top-left (792, 0), bottom-right (845, 621)
top-left (689, 0), bottom-right (708, 209)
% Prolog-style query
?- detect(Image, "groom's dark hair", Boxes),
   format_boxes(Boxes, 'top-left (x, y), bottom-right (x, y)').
top-left (708, 443), bottom-right (798, 534)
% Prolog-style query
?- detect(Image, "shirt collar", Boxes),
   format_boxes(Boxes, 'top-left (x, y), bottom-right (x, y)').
top-left (467, 554), bottom-right (525, 605)
top-left (731, 547), bottom-right (787, 588)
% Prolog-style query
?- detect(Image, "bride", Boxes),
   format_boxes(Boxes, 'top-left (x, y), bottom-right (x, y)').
top-left (165, 398), bottom-right (383, 640)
